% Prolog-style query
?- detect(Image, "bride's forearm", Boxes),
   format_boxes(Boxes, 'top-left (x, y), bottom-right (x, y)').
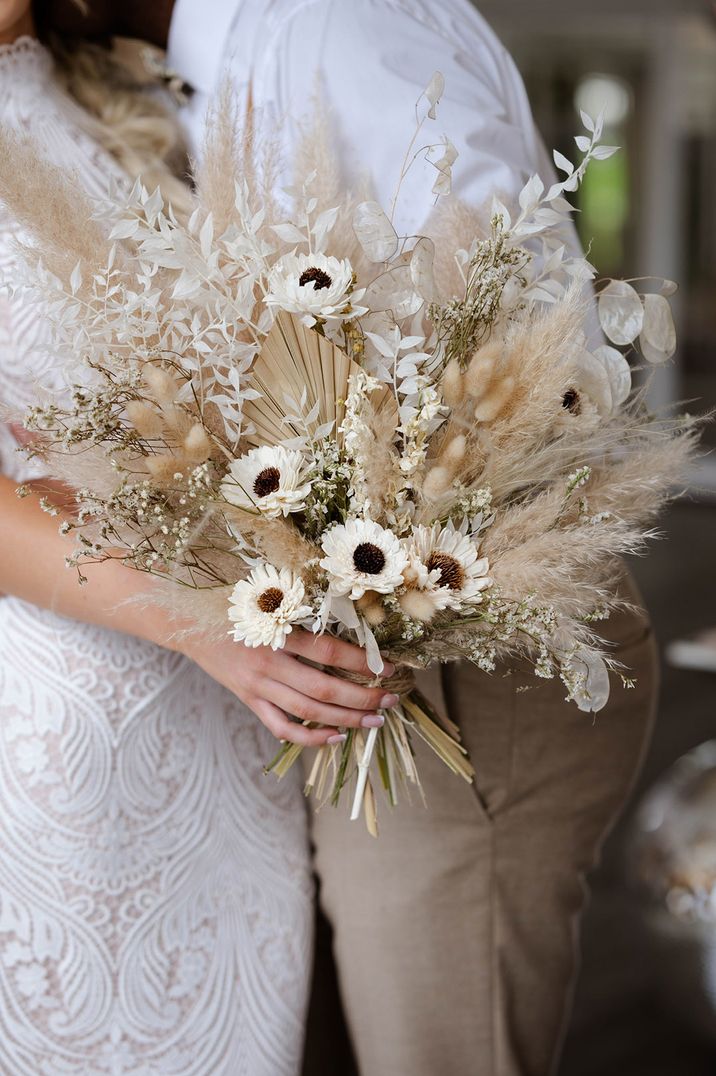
top-left (0, 474), bottom-right (179, 649)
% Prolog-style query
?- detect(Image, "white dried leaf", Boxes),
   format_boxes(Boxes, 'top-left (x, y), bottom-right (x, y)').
top-left (574, 649), bottom-right (610, 713)
top-left (598, 280), bottom-right (644, 346)
top-left (640, 293), bottom-right (676, 362)
top-left (69, 263), bottom-right (82, 295)
top-left (575, 134), bottom-right (592, 153)
top-left (362, 619), bottom-right (384, 675)
top-left (353, 201), bottom-right (399, 263)
top-left (199, 213), bottom-right (214, 259)
top-left (410, 237), bottom-right (437, 302)
top-left (425, 71), bottom-right (445, 120)
top-left (331, 594), bottom-right (360, 630)
top-left (364, 331), bottom-right (396, 359)
top-left (526, 285), bottom-right (558, 304)
top-left (430, 138), bottom-right (458, 196)
top-left (491, 197), bottom-right (512, 230)
top-left (543, 244), bottom-right (566, 274)
top-left (580, 110), bottom-right (595, 133)
top-left (593, 344), bottom-right (631, 408)
top-left (363, 266), bottom-right (422, 319)
top-left (575, 350), bottom-right (613, 416)
top-left (312, 206), bottom-right (339, 249)
top-left (271, 222), bottom-right (307, 245)
top-left (553, 149), bottom-right (574, 175)
top-left (109, 218), bottom-right (140, 241)
top-left (518, 173), bottom-right (544, 212)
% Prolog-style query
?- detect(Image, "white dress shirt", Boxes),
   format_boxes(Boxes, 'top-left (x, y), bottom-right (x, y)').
top-left (167, 0), bottom-right (555, 237)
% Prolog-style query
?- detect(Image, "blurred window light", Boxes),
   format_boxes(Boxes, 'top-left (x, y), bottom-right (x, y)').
top-left (575, 74), bottom-right (632, 128)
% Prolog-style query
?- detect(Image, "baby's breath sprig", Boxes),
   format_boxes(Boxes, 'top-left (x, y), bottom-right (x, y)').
top-left (428, 217), bottom-right (527, 368)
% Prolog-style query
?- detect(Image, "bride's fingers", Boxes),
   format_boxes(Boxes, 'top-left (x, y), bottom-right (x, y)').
top-left (262, 678), bottom-right (385, 731)
top-left (284, 630), bottom-right (395, 678)
top-left (250, 698), bottom-right (344, 747)
top-left (271, 651), bottom-right (397, 713)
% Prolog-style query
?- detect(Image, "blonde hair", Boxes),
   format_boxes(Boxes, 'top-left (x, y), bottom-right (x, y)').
top-left (48, 37), bottom-right (194, 216)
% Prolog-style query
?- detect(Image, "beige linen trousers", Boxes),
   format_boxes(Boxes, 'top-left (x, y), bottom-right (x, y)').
top-left (303, 573), bottom-right (657, 1076)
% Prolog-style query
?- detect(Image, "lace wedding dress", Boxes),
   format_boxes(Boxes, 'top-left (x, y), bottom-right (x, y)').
top-left (0, 39), bottom-right (313, 1076)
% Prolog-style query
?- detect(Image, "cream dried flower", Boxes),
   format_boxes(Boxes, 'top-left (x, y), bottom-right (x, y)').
top-left (220, 445), bottom-right (311, 518)
top-left (320, 517), bottom-right (408, 599)
top-left (264, 252), bottom-right (361, 327)
top-left (403, 523), bottom-right (491, 612)
top-left (228, 563), bottom-right (313, 650)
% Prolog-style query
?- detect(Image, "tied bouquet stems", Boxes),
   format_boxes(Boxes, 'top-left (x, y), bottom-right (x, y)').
top-left (0, 75), bottom-right (699, 834)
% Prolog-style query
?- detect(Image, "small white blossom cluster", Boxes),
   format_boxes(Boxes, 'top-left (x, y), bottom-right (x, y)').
top-left (340, 369), bottom-right (382, 516)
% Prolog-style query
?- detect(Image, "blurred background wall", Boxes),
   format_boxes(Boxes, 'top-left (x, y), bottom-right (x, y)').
top-left (475, 1), bottom-right (716, 1072)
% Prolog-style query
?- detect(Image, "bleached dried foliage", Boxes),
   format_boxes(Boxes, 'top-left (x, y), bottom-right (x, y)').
top-left (4, 79), bottom-right (700, 828)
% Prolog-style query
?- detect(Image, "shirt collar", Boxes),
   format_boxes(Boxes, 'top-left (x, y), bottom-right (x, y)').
top-left (167, 0), bottom-right (239, 94)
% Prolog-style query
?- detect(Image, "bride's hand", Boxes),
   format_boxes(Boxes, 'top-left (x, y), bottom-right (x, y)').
top-left (180, 630), bottom-right (397, 747)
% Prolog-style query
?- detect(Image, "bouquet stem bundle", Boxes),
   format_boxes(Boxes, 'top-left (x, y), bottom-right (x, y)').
top-left (266, 667), bottom-right (473, 834)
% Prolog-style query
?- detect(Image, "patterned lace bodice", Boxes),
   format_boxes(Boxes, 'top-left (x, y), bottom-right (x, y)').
top-left (0, 38), bottom-right (312, 1076)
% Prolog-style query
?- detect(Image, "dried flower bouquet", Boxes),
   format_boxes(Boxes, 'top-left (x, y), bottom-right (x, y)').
top-left (2, 76), bottom-right (698, 833)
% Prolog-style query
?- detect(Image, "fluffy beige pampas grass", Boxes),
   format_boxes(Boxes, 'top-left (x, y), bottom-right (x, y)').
top-left (193, 80), bottom-right (281, 240)
top-left (0, 128), bottom-right (112, 288)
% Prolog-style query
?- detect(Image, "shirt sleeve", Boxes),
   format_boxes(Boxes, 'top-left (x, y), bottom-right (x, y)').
top-left (167, 0), bottom-right (238, 96)
top-left (256, 0), bottom-right (558, 237)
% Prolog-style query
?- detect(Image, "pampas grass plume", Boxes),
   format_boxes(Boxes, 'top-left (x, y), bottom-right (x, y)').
top-left (442, 359), bottom-right (465, 407)
top-left (399, 589), bottom-right (437, 623)
top-left (125, 401), bottom-right (163, 438)
top-left (465, 340), bottom-right (502, 398)
top-left (422, 465), bottom-right (452, 502)
top-left (356, 592), bottom-right (387, 626)
top-left (145, 454), bottom-right (182, 481)
top-left (441, 433), bottom-right (467, 469)
top-left (183, 424), bottom-right (212, 462)
top-left (474, 376), bottom-right (516, 423)
top-left (143, 365), bottom-right (179, 406)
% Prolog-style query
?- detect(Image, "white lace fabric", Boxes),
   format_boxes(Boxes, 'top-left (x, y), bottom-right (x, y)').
top-left (0, 38), bottom-right (313, 1076)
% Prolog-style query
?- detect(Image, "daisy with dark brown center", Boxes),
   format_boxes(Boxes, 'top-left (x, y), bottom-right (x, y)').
top-left (298, 266), bottom-right (333, 290)
top-left (220, 445), bottom-right (311, 519)
top-left (253, 467), bottom-right (281, 498)
top-left (256, 586), bottom-right (285, 614)
top-left (320, 518), bottom-right (408, 600)
top-left (425, 550), bottom-right (465, 591)
top-left (264, 252), bottom-right (365, 328)
top-left (229, 564), bottom-right (313, 650)
top-left (400, 523), bottom-right (492, 618)
top-left (352, 542), bottom-right (387, 575)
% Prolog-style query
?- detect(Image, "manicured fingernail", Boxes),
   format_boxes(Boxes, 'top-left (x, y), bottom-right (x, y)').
top-left (327, 733), bottom-right (347, 745)
top-left (381, 659), bottom-right (396, 676)
top-left (380, 693), bottom-right (399, 708)
top-left (361, 714), bottom-right (384, 728)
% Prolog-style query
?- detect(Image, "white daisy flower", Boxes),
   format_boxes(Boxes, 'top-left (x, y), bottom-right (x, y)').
top-left (403, 523), bottom-right (491, 612)
top-left (220, 445), bottom-right (311, 519)
top-left (264, 252), bottom-right (362, 327)
top-left (320, 518), bottom-right (408, 600)
top-left (228, 563), bottom-right (313, 650)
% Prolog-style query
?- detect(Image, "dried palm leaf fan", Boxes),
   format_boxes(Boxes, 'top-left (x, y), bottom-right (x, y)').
top-left (242, 311), bottom-right (398, 447)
